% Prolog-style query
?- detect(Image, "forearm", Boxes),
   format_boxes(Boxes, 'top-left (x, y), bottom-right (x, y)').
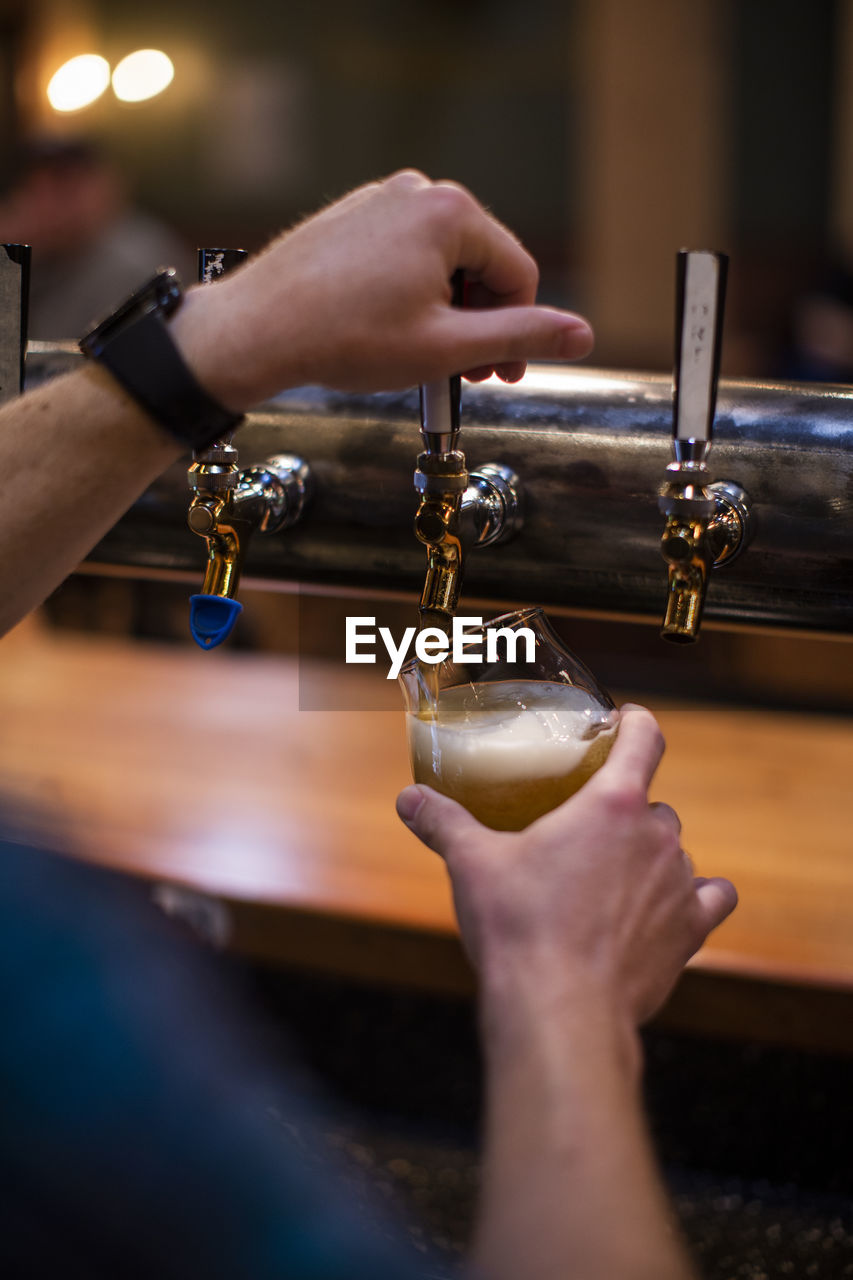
top-left (472, 973), bottom-right (696, 1280)
top-left (0, 361), bottom-right (180, 635)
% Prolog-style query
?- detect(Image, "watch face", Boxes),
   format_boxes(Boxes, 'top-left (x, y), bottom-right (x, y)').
top-left (80, 268), bottom-right (182, 355)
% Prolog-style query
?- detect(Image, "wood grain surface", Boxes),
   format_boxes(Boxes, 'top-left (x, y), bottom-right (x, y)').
top-left (2, 611), bottom-right (852, 1048)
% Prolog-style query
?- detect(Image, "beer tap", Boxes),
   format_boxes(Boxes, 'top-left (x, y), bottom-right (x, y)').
top-left (0, 244), bottom-right (30, 405)
top-left (414, 273), bottom-right (522, 632)
top-left (658, 249), bottom-right (752, 643)
top-left (187, 248), bottom-right (311, 648)
top-left (414, 366), bottom-right (467, 631)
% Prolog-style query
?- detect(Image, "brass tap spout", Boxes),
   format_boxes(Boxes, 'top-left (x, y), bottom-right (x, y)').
top-left (658, 456), bottom-right (716, 641)
top-left (187, 443), bottom-right (311, 648)
top-left (188, 494), bottom-right (256, 602)
top-left (187, 438), bottom-right (249, 603)
top-left (414, 451), bottom-right (468, 630)
top-left (658, 464), bottom-right (752, 643)
top-left (660, 509), bottom-right (713, 643)
top-left (418, 520), bottom-right (462, 629)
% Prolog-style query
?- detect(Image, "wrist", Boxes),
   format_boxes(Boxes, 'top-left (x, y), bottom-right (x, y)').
top-left (79, 271), bottom-right (246, 449)
top-left (478, 955), bottom-right (643, 1082)
top-left (168, 285), bottom-right (257, 415)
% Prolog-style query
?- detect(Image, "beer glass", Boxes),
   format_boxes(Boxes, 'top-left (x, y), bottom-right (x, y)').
top-left (399, 608), bottom-right (619, 831)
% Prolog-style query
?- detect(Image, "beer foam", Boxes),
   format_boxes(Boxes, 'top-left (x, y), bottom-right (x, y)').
top-left (408, 680), bottom-right (616, 785)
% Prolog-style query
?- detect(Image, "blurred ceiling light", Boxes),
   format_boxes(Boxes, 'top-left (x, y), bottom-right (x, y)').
top-left (112, 49), bottom-right (174, 103)
top-left (47, 54), bottom-right (111, 112)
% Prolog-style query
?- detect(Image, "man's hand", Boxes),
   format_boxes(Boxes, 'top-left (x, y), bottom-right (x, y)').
top-left (397, 703), bottom-right (737, 1030)
top-left (172, 169), bottom-right (593, 410)
top-left (398, 703), bottom-right (735, 1280)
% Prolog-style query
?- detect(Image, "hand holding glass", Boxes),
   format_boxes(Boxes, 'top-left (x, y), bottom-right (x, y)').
top-left (399, 609), bottom-right (619, 831)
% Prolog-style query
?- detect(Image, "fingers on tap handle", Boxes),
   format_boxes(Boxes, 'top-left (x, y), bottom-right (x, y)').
top-left (673, 249), bottom-right (728, 443)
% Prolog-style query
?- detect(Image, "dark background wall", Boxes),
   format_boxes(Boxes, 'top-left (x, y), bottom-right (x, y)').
top-left (1, 0), bottom-right (848, 372)
top-left (84, 0), bottom-right (578, 292)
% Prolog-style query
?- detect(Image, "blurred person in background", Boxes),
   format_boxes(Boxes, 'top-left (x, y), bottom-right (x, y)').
top-left (0, 135), bottom-right (195, 339)
top-left (778, 261), bottom-right (853, 383)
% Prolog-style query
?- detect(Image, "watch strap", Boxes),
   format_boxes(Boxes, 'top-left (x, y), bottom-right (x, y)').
top-left (84, 309), bottom-right (244, 450)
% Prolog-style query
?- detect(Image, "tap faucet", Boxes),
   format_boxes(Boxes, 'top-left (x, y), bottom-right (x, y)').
top-left (1, 244), bottom-right (30, 405)
top-left (187, 248), bottom-right (312, 648)
top-left (414, 274), bottom-right (522, 631)
top-left (414, 373), bottom-right (468, 631)
top-left (658, 249), bottom-right (751, 643)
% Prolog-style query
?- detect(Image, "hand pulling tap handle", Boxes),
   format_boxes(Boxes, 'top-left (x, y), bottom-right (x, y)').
top-left (673, 249), bottom-right (728, 451)
top-left (0, 244), bottom-right (31, 405)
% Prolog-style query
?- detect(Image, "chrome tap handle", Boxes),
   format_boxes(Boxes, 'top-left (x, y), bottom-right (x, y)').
top-left (0, 244), bottom-right (30, 404)
top-left (672, 248), bottom-right (728, 465)
top-left (418, 269), bottom-right (465, 454)
top-left (418, 378), bottom-right (461, 455)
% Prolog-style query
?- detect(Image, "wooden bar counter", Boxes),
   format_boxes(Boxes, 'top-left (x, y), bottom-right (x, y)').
top-left (2, 609), bottom-right (852, 1053)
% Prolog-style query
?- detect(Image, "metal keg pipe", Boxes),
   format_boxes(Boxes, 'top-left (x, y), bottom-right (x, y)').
top-left (23, 345), bottom-right (853, 636)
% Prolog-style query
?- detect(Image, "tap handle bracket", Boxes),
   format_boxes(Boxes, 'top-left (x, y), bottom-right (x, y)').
top-left (237, 453), bottom-right (313, 534)
top-left (462, 463), bottom-right (524, 547)
top-left (704, 479), bottom-right (752, 567)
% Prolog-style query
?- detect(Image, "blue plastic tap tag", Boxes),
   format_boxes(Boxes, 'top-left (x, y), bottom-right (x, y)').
top-left (189, 594), bottom-right (243, 649)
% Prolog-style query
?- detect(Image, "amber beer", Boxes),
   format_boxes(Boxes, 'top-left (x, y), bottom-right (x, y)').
top-left (406, 679), bottom-right (618, 831)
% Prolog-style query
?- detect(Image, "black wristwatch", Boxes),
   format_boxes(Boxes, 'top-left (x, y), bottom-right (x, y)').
top-left (79, 268), bottom-right (244, 450)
